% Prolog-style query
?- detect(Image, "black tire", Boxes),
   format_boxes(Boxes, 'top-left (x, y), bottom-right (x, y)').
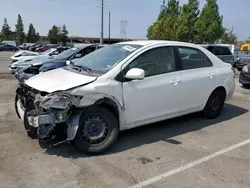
top-left (15, 95), bottom-right (21, 119)
top-left (203, 89), bottom-right (225, 119)
top-left (73, 106), bottom-right (119, 154)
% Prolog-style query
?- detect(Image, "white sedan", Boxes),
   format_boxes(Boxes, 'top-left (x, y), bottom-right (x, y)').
top-left (15, 40), bottom-right (235, 154)
top-left (9, 48), bottom-right (59, 73)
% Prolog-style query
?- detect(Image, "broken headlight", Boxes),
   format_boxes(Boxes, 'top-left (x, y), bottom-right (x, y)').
top-left (39, 93), bottom-right (82, 110)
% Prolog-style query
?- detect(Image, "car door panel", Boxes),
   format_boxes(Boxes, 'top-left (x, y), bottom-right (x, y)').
top-left (122, 46), bottom-right (181, 125)
top-left (176, 46), bottom-right (216, 113)
top-left (123, 71), bottom-right (181, 125)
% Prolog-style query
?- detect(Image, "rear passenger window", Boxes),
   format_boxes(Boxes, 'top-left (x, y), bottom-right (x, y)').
top-left (178, 47), bottom-right (212, 70)
top-left (128, 46), bottom-right (176, 77)
top-left (220, 47), bottom-right (232, 55)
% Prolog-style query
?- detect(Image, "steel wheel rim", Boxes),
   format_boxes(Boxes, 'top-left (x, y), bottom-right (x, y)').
top-left (211, 96), bottom-right (220, 111)
top-left (80, 115), bottom-right (109, 144)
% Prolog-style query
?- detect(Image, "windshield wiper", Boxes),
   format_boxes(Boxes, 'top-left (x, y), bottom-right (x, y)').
top-left (71, 64), bottom-right (93, 75)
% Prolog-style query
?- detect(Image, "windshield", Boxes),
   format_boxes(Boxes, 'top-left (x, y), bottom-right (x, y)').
top-left (54, 47), bottom-right (78, 59)
top-left (74, 44), bottom-right (142, 73)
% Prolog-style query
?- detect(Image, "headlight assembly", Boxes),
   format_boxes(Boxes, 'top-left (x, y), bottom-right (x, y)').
top-left (38, 93), bottom-right (82, 110)
top-left (243, 66), bottom-right (248, 72)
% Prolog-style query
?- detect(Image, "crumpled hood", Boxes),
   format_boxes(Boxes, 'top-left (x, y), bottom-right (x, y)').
top-left (25, 68), bottom-right (97, 93)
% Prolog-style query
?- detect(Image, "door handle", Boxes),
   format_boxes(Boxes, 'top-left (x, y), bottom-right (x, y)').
top-left (208, 73), bottom-right (214, 78)
top-left (170, 79), bottom-right (180, 85)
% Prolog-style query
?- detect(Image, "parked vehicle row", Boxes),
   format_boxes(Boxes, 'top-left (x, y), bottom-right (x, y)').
top-left (14, 40), bottom-right (235, 155)
top-left (9, 47), bottom-right (71, 74)
top-left (0, 43), bottom-right (19, 52)
top-left (15, 44), bottom-right (103, 82)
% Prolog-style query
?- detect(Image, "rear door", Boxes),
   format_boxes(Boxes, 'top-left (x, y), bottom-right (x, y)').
top-left (176, 46), bottom-right (216, 113)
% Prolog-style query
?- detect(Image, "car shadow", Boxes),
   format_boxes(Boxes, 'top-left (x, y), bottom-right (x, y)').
top-left (44, 103), bottom-right (248, 158)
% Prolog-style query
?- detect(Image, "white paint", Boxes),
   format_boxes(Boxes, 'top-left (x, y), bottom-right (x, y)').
top-left (127, 139), bottom-right (250, 188)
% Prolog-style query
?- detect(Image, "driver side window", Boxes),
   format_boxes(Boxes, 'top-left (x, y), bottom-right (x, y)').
top-left (128, 46), bottom-right (176, 77)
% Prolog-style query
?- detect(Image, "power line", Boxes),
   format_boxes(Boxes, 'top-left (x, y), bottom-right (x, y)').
top-left (120, 20), bottom-right (127, 40)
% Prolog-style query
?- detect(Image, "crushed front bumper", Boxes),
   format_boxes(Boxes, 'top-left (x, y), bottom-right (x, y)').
top-left (15, 86), bottom-right (82, 143)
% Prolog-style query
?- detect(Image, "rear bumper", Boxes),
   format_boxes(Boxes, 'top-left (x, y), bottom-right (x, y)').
top-left (239, 71), bottom-right (250, 85)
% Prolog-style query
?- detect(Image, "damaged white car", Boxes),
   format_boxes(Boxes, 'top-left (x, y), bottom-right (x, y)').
top-left (15, 41), bottom-right (235, 154)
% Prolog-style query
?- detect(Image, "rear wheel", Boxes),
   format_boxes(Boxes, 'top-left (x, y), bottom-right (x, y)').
top-left (73, 106), bottom-right (119, 154)
top-left (203, 89), bottom-right (226, 119)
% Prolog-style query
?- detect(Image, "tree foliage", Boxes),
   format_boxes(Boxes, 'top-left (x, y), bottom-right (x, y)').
top-left (147, 0), bottom-right (181, 40)
top-left (176, 0), bottom-right (200, 43)
top-left (60, 24), bottom-right (68, 45)
top-left (15, 14), bottom-right (25, 43)
top-left (48, 25), bottom-right (60, 44)
top-left (221, 28), bottom-right (237, 44)
top-left (1, 18), bottom-right (12, 40)
top-left (195, 0), bottom-right (224, 43)
top-left (27, 24), bottom-right (40, 43)
top-left (147, 0), bottom-right (225, 44)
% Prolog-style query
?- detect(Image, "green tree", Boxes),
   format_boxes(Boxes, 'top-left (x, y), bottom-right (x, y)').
top-left (1, 18), bottom-right (12, 40)
top-left (221, 28), bottom-right (237, 44)
top-left (27, 23), bottom-right (40, 43)
top-left (15, 14), bottom-right (25, 43)
top-left (246, 37), bottom-right (250, 43)
top-left (195, 0), bottom-right (224, 43)
top-left (47, 25), bottom-right (60, 44)
top-left (147, 0), bottom-right (181, 40)
top-left (60, 24), bottom-right (68, 45)
top-left (176, 0), bottom-right (200, 43)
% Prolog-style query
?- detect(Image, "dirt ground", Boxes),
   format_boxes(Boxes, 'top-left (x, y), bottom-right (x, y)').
top-left (0, 52), bottom-right (250, 188)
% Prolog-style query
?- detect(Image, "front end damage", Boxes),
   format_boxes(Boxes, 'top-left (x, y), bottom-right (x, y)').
top-left (16, 84), bottom-right (83, 144)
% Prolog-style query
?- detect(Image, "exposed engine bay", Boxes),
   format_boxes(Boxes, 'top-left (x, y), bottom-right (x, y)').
top-left (15, 83), bottom-right (83, 145)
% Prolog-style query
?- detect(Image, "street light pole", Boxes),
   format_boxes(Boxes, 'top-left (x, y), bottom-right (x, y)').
top-left (108, 12), bottom-right (111, 45)
top-left (100, 0), bottom-right (104, 45)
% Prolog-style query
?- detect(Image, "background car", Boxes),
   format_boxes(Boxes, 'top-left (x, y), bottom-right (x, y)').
top-left (239, 65), bottom-right (250, 86)
top-left (235, 55), bottom-right (250, 71)
top-left (200, 44), bottom-right (235, 66)
top-left (15, 44), bottom-right (104, 82)
top-left (9, 48), bottom-right (60, 73)
top-left (0, 44), bottom-right (19, 52)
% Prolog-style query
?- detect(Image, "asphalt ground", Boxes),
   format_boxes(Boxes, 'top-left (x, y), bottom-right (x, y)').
top-left (0, 51), bottom-right (250, 188)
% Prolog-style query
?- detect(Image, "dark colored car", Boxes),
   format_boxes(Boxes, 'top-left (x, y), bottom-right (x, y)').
top-left (235, 55), bottom-right (250, 71)
top-left (15, 44), bottom-right (104, 82)
top-left (0, 44), bottom-right (19, 52)
top-left (239, 64), bottom-right (250, 86)
top-left (35, 45), bottom-right (51, 52)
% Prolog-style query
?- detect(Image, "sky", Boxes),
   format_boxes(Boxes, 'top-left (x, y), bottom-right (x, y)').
top-left (1, 0), bottom-right (250, 40)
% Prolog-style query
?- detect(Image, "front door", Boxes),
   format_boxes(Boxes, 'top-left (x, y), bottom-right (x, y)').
top-left (122, 46), bottom-right (181, 125)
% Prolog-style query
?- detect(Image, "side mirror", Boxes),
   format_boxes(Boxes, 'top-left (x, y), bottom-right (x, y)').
top-left (75, 54), bottom-right (81, 58)
top-left (125, 68), bottom-right (145, 80)
top-left (66, 60), bottom-right (72, 66)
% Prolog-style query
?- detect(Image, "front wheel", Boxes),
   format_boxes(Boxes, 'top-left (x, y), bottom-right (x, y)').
top-left (73, 106), bottom-right (119, 154)
top-left (203, 89), bottom-right (225, 119)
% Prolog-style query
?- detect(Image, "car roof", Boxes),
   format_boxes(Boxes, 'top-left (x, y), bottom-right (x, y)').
top-left (118, 40), bottom-right (199, 48)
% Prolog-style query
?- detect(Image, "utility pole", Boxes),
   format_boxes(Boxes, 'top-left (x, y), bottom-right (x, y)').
top-left (100, 0), bottom-right (104, 45)
top-left (108, 12), bottom-right (111, 45)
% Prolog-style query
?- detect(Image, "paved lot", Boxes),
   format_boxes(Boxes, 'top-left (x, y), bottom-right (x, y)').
top-left (0, 51), bottom-right (250, 188)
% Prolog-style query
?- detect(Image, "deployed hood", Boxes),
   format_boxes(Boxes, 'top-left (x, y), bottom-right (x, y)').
top-left (25, 68), bottom-right (97, 93)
